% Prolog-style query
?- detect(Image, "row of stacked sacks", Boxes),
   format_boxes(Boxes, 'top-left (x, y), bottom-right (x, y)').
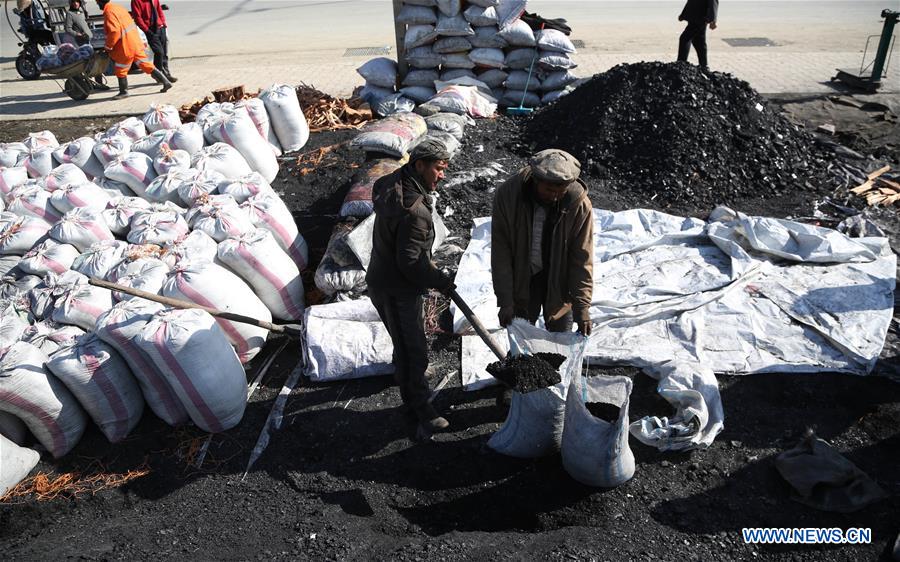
top-left (313, 108), bottom-right (462, 298)
top-left (358, 0), bottom-right (579, 110)
top-left (0, 87), bottom-right (310, 465)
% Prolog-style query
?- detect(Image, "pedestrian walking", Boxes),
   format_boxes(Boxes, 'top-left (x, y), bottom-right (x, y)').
top-left (131, 0), bottom-right (176, 82)
top-left (677, 0), bottom-right (719, 69)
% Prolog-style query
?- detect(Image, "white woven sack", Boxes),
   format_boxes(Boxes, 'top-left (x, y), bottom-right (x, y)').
top-left (52, 282), bottom-right (114, 330)
top-left (405, 24), bottom-right (439, 49)
top-left (19, 239), bottom-right (79, 276)
top-left (561, 376), bottom-right (635, 487)
top-left (259, 84), bottom-right (310, 153)
top-left (405, 46), bottom-right (442, 69)
top-left (0, 255), bottom-right (20, 277)
top-left (44, 163), bottom-right (88, 191)
top-left (19, 321), bottom-right (84, 356)
top-left (47, 333), bottom-right (144, 443)
top-left (0, 299), bottom-right (29, 353)
top-left (107, 256), bottom-right (169, 301)
top-left (536, 29), bottom-right (577, 54)
top-left (52, 137), bottom-right (105, 179)
top-left (470, 25), bottom-right (507, 48)
top-left (476, 68), bottom-right (508, 88)
top-left (400, 87), bottom-right (437, 103)
top-left (50, 207), bottom-right (114, 252)
top-left (541, 69), bottom-right (579, 91)
top-left (176, 169), bottom-right (224, 206)
top-left (505, 70), bottom-right (542, 91)
top-left (0, 214), bottom-right (51, 255)
top-left (127, 210), bottom-right (189, 246)
top-left (195, 102), bottom-right (228, 130)
top-left (167, 122), bottom-right (205, 156)
top-left (95, 300), bottom-right (188, 426)
top-left (143, 172), bottom-right (187, 206)
top-left (191, 142), bottom-right (253, 179)
top-left (488, 319), bottom-right (587, 458)
top-left (357, 57), bottom-right (398, 89)
top-left (236, 98), bottom-right (282, 157)
top-left (0, 167), bottom-right (28, 201)
top-left (22, 131), bottom-right (59, 151)
top-left (502, 89), bottom-right (541, 107)
top-left (468, 47), bottom-right (506, 69)
top-left (434, 36), bottom-right (472, 54)
top-left (397, 4), bottom-right (437, 25)
top-left (498, 19), bottom-right (535, 46)
top-left (505, 48), bottom-right (537, 69)
top-left (3, 276), bottom-right (42, 304)
top-left (102, 196), bottom-right (151, 235)
top-left (436, 0), bottom-right (461, 17)
top-left (463, 5), bottom-right (497, 26)
top-left (26, 270), bottom-right (86, 320)
top-left (95, 176), bottom-right (134, 198)
top-left (0, 434), bottom-right (39, 496)
top-left (104, 152), bottom-right (157, 197)
top-left (71, 239), bottom-right (128, 279)
top-left (538, 50), bottom-right (577, 70)
top-left (22, 147), bottom-right (55, 179)
top-left (142, 103), bottom-right (182, 132)
top-left (218, 229), bottom-right (305, 321)
top-left (6, 183), bottom-right (60, 224)
top-left (436, 13), bottom-right (474, 37)
top-left (0, 341), bottom-right (87, 458)
top-left (402, 69), bottom-right (439, 88)
top-left (161, 230), bottom-right (218, 268)
top-left (0, 143), bottom-right (28, 168)
top-left (0, 410), bottom-right (30, 445)
top-left (161, 258), bottom-right (270, 363)
top-left (49, 181), bottom-right (110, 214)
top-left (93, 135), bottom-right (131, 167)
top-left (220, 172), bottom-right (275, 204)
top-left (153, 143), bottom-right (191, 176)
top-left (104, 117), bottom-right (146, 142)
top-left (241, 191), bottom-right (309, 270)
top-left (136, 308), bottom-right (247, 432)
top-left (207, 111), bottom-right (279, 183)
top-left (187, 194), bottom-right (254, 242)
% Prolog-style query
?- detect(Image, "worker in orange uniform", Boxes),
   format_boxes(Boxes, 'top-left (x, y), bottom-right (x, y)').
top-left (95, 0), bottom-right (172, 100)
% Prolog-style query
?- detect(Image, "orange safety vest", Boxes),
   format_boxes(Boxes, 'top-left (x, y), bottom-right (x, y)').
top-left (103, 2), bottom-right (149, 65)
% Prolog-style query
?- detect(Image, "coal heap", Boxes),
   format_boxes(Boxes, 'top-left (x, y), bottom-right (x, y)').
top-left (524, 62), bottom-right (834, 206)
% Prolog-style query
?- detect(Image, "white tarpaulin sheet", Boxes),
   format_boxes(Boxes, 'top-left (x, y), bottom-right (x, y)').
top-left (452, 207), bottom-right (896, 451)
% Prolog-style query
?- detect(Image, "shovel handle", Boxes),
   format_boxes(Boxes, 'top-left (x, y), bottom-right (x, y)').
top-left (449, 289), bottom-right (506, 361)
top-left (88, 277), bottom-right (302, 337)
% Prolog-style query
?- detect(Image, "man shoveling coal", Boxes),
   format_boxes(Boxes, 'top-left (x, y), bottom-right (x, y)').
top-left (367, 138), bottom-right (456, 441)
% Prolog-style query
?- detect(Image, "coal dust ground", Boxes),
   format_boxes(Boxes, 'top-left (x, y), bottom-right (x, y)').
top-left (1, 90), bottom-right (899, 561)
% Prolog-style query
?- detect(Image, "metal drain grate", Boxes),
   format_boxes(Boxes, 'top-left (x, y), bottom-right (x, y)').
top-left (722, 37), bottom-right (779, 47)
top-left (572, 39), bottom-right (585, 49)
top-left (343, 46), bottom-right (392, 57)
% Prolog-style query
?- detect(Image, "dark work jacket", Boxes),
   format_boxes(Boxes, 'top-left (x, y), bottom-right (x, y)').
top-left (366, 164), bottom-right (452, 296)
top-left (680, 0), bottom-right (718, 23)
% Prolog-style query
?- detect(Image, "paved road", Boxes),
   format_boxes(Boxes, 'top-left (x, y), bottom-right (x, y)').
top-left (1, 1), bottom-right (897, 120)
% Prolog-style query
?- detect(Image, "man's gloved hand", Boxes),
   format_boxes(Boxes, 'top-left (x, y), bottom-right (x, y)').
top-left (578, 320), bottom-right (592, 336)
top-left (498, 305), bottom-right (514, 327)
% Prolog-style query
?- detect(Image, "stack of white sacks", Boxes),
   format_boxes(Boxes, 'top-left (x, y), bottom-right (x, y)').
top-left (358, 0), bottom-right (579, 109)
top-left (0, 85), bottom-right (310, 480)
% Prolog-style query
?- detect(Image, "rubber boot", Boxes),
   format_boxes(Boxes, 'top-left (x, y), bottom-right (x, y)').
top-left (112, 77), bottom-right (129, 99)
top-left (151, 68), bottom-right (173, 93)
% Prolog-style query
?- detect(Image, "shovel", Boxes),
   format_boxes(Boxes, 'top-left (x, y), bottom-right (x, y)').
top-left (88, 277), bottom-right (304, 338)
top-left (448, 289), bottom-right (506, 361)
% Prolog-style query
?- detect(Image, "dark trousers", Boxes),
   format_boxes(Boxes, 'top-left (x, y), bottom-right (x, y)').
top-left (145, 27), bottom-right (170, 75)
top-left (525, 271), bottom-right (573, 333)
top-left (369, 291), bottom-right (431, 412)
top-left (677, 20), bottom-right (708, 67)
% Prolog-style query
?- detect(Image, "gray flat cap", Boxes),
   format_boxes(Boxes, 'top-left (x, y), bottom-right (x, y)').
top-left (529, 149), bottom-right (581, 183)
top-left (410, 136), bottom-right (452, 162)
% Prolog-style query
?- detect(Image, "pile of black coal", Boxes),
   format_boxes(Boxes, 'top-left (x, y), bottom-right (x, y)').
top-left (524, 62), bottom-right (835, 207)
top-left (487, 352), bottom-right (566, 393)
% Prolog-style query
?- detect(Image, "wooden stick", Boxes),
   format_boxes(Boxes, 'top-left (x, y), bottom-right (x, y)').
top-left (449, 290), bottom-right (506, 361)
top-left (88, 277), bottom-right (303, 338)
top-left (867, 165), bottom-right (891, 181)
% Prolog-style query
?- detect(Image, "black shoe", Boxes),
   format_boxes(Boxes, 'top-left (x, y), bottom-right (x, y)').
top-left (166, 74), bottom-right (178, 83)
top-left (415, 416), bottom-right (449, 442)
top-left (92, 79), bottom-right (110, 91)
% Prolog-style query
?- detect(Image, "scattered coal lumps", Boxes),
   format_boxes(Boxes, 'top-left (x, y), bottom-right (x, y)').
top-left (524, 61), bottom-right (836, 207)
top-left (486, 352), bottom-right (566, 393)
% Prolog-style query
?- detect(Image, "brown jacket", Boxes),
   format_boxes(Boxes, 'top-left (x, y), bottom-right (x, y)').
top-left (366, 164), bottom-right (453, 296)
top-left (491, 167), bottom-right (594, 323)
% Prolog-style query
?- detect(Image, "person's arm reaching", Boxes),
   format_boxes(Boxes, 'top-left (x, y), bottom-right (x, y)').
top-left (567, 203), bottom-right (594, 335)
top-left (396, 205), bottom-right (454, 291)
